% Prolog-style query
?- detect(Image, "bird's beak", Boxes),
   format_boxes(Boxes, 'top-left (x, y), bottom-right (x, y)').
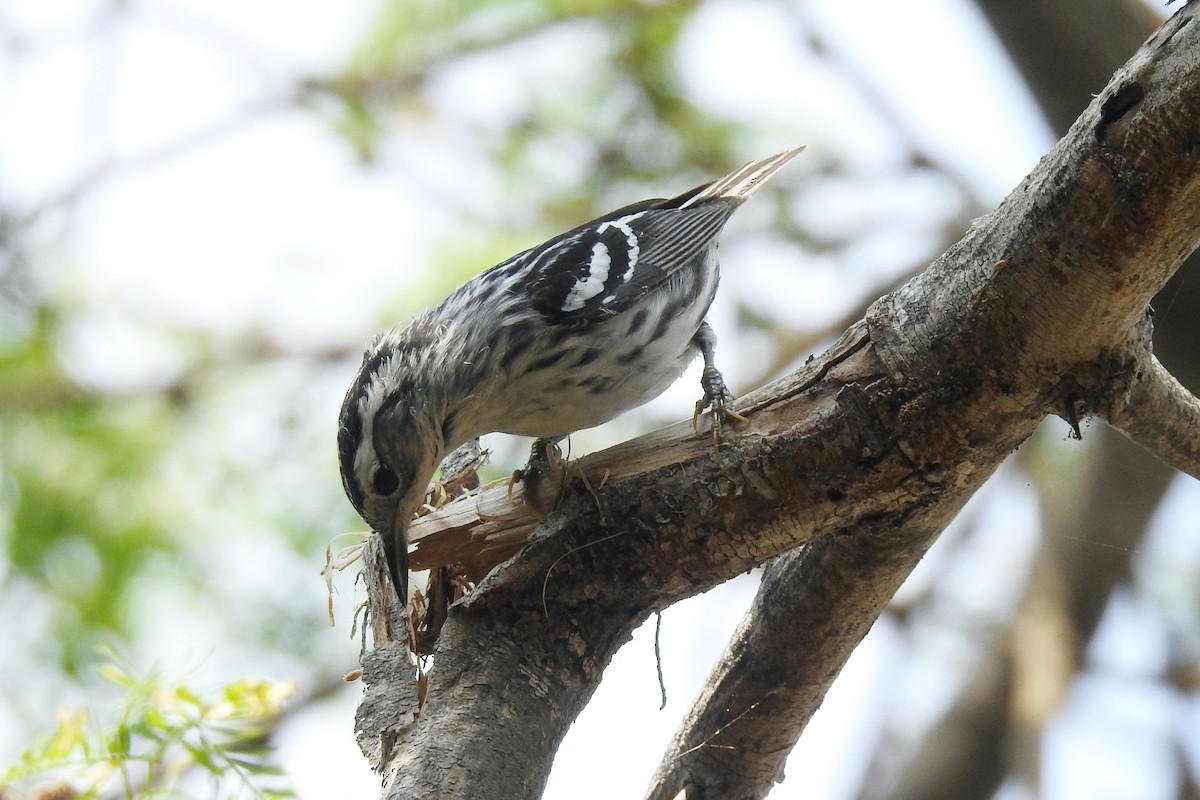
top-left (383, 513), bottom-right (411, 603)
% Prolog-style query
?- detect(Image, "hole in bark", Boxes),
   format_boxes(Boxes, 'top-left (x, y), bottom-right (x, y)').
top-left (1096, 81), bottom-right (1145, 138)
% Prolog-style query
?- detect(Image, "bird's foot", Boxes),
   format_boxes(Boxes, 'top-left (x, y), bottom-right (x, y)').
top-left (510, 438), bottom-right (567, 517)
top-left (692, 365), bottom-right (747, 449)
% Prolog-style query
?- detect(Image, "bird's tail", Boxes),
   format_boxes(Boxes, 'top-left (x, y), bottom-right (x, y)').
top-left (680, 146), bottom-right (805, 208)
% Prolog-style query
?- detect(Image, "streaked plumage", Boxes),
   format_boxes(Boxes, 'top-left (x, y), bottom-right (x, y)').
top-left (338, 147), bottom-right (803, 602)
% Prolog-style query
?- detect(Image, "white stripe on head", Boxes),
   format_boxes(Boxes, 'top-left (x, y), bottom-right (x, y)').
top-left (353, 340), bottom-right (407, 479)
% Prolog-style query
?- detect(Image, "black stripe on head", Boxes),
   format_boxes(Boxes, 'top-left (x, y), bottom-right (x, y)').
top-left (338, 368), bottom-right (371, 514)
top-left (337, 337), bottom-right (415, 516)
top-left (368, 384), bottom-right (420, 500)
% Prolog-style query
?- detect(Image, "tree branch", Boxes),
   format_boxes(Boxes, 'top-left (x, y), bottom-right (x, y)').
top-left (644, 514), bottom-right (963, 800)
top-left (856, 2), bottom-right (1200, 796)
top-left (354, 7), bottom-right (1200, 798)
top-left (1106, 330), bottom-right (1200, 480)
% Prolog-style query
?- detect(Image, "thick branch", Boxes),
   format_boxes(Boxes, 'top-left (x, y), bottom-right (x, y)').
top-left (857, 4), bottom-right (1200, 797)
top-left (643, 509), bottom-right (967, 800)
top-left (357, 8), bottom-right (1200, 799)
top-left (654, 9), bottom-right (1200, 793)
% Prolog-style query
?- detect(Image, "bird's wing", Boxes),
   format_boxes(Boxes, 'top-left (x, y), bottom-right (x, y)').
top-left (517, 148), bottom-right (804, 326)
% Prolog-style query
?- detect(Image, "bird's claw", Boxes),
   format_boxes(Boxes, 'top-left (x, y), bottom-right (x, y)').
top-left (692, 365), bottom-right (746, 449)
top-left (511, 438), bottom-right (565, 517)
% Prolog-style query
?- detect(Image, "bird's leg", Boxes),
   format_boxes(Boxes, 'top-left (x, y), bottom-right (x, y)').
top-left (509, 437), bottom-right (562, 494)
top-left (509, 437), bottom-right (567, 517)
top-left (691, 322), bottom-right (747, 446)
top-left (528, 436), bottom-right (565, 471)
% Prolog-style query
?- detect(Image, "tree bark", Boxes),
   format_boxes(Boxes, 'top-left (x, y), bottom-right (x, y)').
top-left (356, 7), bottom-right (1200, 798)
top-left (855, 2), bottom-right (1200, 796)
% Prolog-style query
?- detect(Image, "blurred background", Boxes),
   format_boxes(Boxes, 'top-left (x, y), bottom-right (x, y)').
top-left (1, 1), bottom-right (1198, 798)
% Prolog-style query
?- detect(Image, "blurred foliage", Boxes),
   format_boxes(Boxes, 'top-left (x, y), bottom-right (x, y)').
top-left (0, 307), bottom-right (182, 672)
top-left (315, 0), bottom-right (777, 362)
top-left (0, 648), bottom-right (295, 800)
top-left (326, 0), bottom-right (737, 202)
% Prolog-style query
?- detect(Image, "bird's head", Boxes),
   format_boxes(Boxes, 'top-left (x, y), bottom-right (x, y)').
top-left (337, 331), bottom-right (449, 583)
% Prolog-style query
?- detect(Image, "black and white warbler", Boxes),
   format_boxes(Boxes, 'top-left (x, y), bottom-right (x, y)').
top-left (338, 147), bottom-right (803, 602)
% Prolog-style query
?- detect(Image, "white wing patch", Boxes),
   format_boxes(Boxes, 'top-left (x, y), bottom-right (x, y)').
top-left (596, 212), bottom-right (643, 306)
top-left (601, 213), bottom-right (641, 283)
top-left (562, 241), bottom-right (612, 312)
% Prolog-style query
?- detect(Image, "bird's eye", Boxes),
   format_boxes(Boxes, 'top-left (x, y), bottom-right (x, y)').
top-left (371, 465), bottom-right (400, 496)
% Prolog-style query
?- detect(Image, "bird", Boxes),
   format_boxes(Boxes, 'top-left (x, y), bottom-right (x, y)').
top-left (337, 147), bottom-right (804, 603)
